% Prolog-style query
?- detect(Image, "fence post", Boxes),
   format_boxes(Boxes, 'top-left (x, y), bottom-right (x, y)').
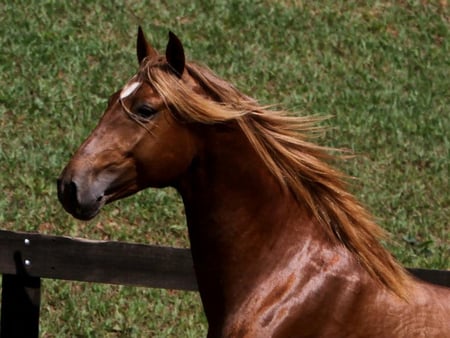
top-left (1, 274), bottom-right (41, 338)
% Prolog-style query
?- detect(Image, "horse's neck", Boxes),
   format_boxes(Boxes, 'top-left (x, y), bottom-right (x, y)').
top-left (176, 125), bottom-right (347, 323)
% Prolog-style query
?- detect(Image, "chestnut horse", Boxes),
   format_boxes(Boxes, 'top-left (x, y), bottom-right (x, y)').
top-left (57, 28), bottom-right (449, 337)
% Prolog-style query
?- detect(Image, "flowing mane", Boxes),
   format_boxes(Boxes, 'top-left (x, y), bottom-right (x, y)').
top-left (138, 57), bottom-right (412, 298)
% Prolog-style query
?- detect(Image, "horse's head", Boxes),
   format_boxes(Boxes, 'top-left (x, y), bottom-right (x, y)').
top-left (57, 28), bottom-right (198, 220)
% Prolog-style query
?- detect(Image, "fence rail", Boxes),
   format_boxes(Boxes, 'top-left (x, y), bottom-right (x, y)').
top-left (0, 229), bottom-right (197, 291)
top-left (0, 229), bottom-right (449, 337)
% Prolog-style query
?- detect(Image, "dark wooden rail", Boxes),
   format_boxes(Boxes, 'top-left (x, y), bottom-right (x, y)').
top-left (0, 230), bottom-right (197, 290)
top-left (0, 229), bottom-right (448, 337)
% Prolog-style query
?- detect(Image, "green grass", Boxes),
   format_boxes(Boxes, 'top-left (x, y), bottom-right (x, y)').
top-left (0, 0), bottom-right (448, 336)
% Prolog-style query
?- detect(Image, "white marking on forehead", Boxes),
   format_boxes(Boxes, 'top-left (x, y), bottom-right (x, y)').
top-left (120, 81), bottom-right (142, 100)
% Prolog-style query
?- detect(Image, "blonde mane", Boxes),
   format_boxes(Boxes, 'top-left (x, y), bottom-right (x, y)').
top-left (139, 58), bottom-right (412, 298)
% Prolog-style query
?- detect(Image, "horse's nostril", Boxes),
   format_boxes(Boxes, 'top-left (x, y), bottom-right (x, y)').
top-left (57, 177), bottom-right (79, 208)
top-left (67, 181), bottom-right (78, 203)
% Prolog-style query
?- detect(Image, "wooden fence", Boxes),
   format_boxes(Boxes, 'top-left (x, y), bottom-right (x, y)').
top-left (0, 229), bottom-right (449, 337)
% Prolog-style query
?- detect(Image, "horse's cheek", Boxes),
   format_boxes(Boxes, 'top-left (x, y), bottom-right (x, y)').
top-left (134, 128), bottom-right (196, 187)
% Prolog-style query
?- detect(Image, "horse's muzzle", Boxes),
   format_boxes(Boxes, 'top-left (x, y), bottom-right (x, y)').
top-left (57, 175), bottom-right (103, 221)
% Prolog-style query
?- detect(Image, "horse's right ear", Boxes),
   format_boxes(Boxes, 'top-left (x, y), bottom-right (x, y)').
top-left (137, 26), bottom-right (158, 64)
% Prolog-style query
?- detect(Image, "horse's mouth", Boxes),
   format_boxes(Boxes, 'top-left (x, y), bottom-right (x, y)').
top-left (71, 205), bottom-right (102, 221)
top-left (66, 187), bottom-right (134, 221)
top-left (58, 197), bottom-right (103, 221)
top-left (57, 169), bottom-right (138, 221)
top-left (103, 180), bottom-right (137, 204)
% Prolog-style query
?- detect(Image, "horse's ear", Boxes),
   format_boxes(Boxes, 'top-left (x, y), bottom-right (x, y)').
top-left (137, 26), bottom-right (158, 64)
top-left (166, 31), bottom-right (185, 77)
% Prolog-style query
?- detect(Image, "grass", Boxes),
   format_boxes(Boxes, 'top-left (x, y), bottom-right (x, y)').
top-left (0, 0), bottom-right (448, 336)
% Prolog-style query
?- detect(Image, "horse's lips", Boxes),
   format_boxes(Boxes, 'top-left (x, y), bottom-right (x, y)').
top-left (58, 195), bottom-right (102, 221)
top-left (102, 179), bottom-right (138, 204)
top-left (58, 172), bottom-right (134, 221)
top-left (70, 188), bottom-right (125, 220)
top-left (68, 193), bottom-right (105, 221)
top-left (71, 207), bottom-right (101, 221)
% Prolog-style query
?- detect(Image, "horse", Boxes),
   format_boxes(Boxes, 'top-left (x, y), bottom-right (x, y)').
top-left (57, 27), bottom-right (450, 337)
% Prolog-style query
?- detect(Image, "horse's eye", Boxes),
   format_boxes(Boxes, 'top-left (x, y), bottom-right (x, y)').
top-left (135, 104), bottom-right (157, 119)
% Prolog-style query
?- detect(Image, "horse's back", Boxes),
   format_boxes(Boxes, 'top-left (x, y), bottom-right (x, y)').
top-left (363, 279), bottom-right (450, 338)
top-left (408, 280), bottom-right (450, 336)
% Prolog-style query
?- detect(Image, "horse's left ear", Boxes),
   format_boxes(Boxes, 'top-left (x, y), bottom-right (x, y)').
top-left (166, 31), bottom-right (185, 77)
top-left (137, 26), bottom-right (158, 64)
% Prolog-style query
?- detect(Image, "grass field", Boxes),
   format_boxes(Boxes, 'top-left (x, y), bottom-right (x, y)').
top-left (0, 0), bottom-right (449, 336)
